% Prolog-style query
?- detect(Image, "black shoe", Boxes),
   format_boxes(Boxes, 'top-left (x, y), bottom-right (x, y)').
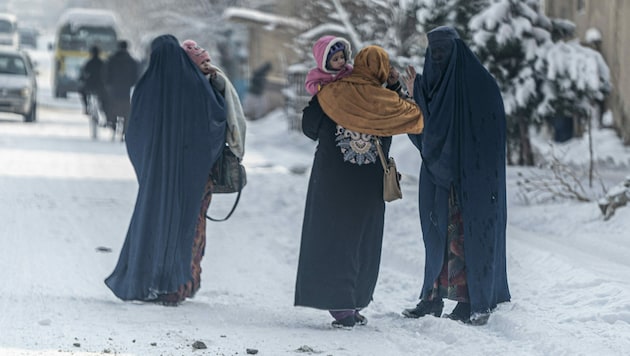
top-left (331, 314), bottom-right (356, 328)
top-left (355, 311), bottom-right (368, 326)
top-left (470, 311), bottom-right (491, 326)
top-left (402, 300), bottom-right (444, 318)
top-left (444, 302), bottom-right (471, 323)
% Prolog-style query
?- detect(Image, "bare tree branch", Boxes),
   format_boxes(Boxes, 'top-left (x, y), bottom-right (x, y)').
top-left (516, 144), bottom-right (603, 204)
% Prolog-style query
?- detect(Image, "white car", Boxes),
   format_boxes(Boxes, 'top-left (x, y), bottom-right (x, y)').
top-left (0, 48), bottom-right (37, 122)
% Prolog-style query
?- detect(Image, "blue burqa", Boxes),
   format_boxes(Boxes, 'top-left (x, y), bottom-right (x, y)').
top-left (408, 26), bottom-right (510, 314)
top-left (105, 35), bottom-right (227, 301)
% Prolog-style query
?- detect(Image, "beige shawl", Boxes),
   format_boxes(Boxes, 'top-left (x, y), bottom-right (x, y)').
top-left (317, 45), bottom-right (423, 136)
top-left (209, 66), bottom-right (247, 159)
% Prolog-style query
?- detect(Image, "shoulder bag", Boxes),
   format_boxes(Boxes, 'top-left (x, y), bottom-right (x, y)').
top-left (374, 137), bottom-right (402, 202)
top-left (206, 145), bottom-right (247, 221)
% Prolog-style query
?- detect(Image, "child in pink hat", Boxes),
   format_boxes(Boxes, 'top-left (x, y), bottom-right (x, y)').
top-left (181, 39), bottom-right (215, 78)
top-left (304, 35), bottom-right (353, 96)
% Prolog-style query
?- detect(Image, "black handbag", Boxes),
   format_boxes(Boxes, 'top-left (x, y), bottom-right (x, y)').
top-left (211, 146), bottom-right (247, 194)
top-left (205, 146), bottom-right (246, 221)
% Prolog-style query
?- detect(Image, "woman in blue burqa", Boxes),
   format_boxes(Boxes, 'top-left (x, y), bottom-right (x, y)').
top-left (402, 26), bottom-right (510, 325)
top-left (105, 34), bottom-right (227, 305)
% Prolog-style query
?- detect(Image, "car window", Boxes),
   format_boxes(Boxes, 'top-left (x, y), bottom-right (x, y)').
top-left (0, 55), bottom-right (26, 75)
top-left (0, 20), bottom-right (14, 33)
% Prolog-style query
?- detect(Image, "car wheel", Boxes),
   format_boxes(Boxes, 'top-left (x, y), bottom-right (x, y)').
top-left (23, 102), bottom-right (36, 122)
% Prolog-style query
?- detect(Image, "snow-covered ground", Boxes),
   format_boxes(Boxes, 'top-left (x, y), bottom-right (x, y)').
top-left (1, 48), bottom-right (630, 356)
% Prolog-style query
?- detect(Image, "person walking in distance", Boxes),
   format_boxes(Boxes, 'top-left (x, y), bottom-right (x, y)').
top-left (79, 45), bottom-right (108, 118)
top-left (104, 40), bottom-right (139, 140)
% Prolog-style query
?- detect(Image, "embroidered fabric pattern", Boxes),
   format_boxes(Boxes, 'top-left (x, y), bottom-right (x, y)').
top-left (335, 125), bottom-right (377, 165)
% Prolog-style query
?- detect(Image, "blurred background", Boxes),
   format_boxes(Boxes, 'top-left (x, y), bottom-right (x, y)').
top-left (0, 0), bottom-right (628, 168)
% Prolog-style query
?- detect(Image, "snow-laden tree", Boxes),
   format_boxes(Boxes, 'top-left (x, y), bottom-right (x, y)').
top-left (451, 0), bottom-right (490, 41)
top-left (416, 0), bottom-right (489, 43)
top-left (535, 40), bottom-right (610, 126)
top-left (470, 0), bottom-right (554, 166)
top-left (535, 38), bottom-right (611, 185)
top-left (469, 0), bottom-right (611, 166)
top-left (295, 0), bottom-right (425, 68)
top-left (416, 0), bottom-right (454, 34)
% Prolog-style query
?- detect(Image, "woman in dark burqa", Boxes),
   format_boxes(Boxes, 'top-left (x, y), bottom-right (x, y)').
top-left (294, 45), bottom-right (424, 328)
top-left (105, 34), bottom-right (227, 305)
top-left (402, 26), bottom-right (510, 325)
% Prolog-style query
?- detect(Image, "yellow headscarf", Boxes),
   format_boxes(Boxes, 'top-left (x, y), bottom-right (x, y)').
top-left (317, 45), bottom-right (424, 136)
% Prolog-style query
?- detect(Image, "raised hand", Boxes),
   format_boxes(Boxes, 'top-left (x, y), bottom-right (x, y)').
top-left (387, 66), bottom-right (400, 86)
top-left (403, 65), bottom-right (417, 98)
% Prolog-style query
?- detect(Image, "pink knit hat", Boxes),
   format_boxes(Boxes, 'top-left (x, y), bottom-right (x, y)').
top-left (181, 39), bottom-right (211, 66)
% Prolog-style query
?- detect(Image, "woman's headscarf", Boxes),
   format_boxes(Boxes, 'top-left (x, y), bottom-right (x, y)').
top-left (412, 26), bottom-right (460, 186)
top-left (126, 34), bottom-right (226, 178)
top-left (317, 45), bottom-right (423, 136)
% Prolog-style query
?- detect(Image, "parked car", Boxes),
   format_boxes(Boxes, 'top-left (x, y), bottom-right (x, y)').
top-left (0, 48), bottom-right (37, 122)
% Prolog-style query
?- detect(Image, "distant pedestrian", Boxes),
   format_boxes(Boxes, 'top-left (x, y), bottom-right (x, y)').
top-left (78, 45), bottom-right (107, 116)
top-left (243, 61), bottom-right (272, 120)
top-left (104, 40), bottom-right (139, 139)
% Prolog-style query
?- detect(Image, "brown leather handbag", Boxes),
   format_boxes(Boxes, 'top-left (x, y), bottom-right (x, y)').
top-left (374, 138), bottom-right (402, 202)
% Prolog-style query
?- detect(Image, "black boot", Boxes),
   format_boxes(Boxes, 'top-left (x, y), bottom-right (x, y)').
top-left (354, 310), bottom-right (368, 326)
top-left (402, 300), bottom-right (444, 318)
top-left (331, 314), bottom-right (356, 328)
top-left (444, 302), bottom-right (471, 323)
top-left (470, 311), bottom-right (491, 326)
top-left (330, 310), bottom-right (356, 328)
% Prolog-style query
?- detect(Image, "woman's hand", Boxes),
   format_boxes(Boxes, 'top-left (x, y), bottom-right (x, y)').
top-left (403, 65), bottom-right (417, 98)
top-left (387, 66), bottom-right (400, 86)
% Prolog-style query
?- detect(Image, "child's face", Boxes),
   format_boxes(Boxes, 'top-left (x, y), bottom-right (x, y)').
top-left (198, 58), bottom-right (213, 75)
top-left (327, 51), bottom-right (346, 71)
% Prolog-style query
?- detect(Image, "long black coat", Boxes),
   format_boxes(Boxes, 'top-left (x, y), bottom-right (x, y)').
top-left (80, 56), bottom-right (106, 94)
top-left (104, 49), bottom-right (138, 118)
top-left (294, 96), bottom-right (391, 310)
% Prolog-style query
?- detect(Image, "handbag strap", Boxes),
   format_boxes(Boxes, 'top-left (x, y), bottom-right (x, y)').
top-left (205, 165), bottom-right (243, 222)
top-left (373, 137), bottom-right (389, 172)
